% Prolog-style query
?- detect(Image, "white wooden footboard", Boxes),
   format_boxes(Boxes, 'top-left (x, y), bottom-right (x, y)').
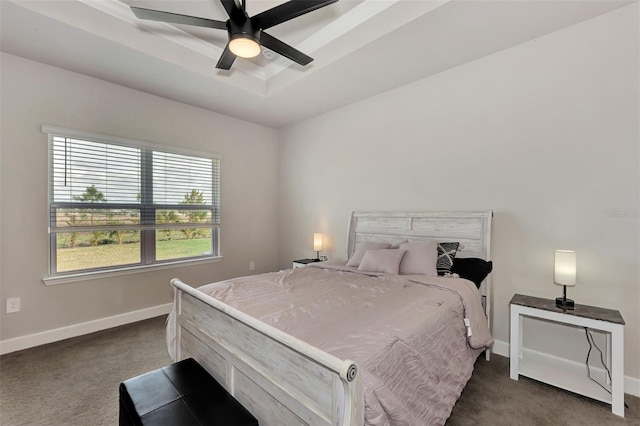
top-left (170, 278), bottom-right (364, 426)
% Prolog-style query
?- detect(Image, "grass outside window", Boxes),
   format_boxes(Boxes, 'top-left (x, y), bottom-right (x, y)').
top-left (55, 230), bottom-right (213, 272)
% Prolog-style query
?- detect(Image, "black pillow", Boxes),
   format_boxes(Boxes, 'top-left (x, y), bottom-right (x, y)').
top-left (451, 258), bottom-right (493, 288)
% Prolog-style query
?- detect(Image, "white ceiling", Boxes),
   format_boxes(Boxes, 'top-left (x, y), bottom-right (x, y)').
top-left (1, 0), bottom-right (633, 128)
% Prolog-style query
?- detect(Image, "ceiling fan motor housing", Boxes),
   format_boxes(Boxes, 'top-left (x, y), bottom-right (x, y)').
top-left (227, 18), bottom-right (260, 46)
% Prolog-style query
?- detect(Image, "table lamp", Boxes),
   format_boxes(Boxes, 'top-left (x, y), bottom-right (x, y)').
top-left (314, 233), bottom-right (323, 261)
top-left (554, 250), bottom-right (576, 309)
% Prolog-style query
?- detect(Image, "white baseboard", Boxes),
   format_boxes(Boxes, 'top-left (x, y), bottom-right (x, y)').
top-left (492, 338), bottom-right (640, 398)
top-left (492, 339), bottom-right (510, 358)
top-left (0, 303), bottom-right (172, 355)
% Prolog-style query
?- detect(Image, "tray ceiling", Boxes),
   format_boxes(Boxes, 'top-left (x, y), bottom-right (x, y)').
top-left (1, 0), bottom-right (633, 127)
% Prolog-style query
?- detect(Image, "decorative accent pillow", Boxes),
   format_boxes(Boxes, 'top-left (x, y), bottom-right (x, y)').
top-left (398, 241), bottom-right (438, 276)
top-left (437, 242), bottom-right (461, 275)
top-left (346, 242), bottom-right (392, 267)
top-left (358, 249), bottom-right (407, 275)
top-left (451, 258), bottom-right (493, 288)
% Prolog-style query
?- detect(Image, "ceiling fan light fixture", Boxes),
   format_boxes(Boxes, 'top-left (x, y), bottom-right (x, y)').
top-left (130, 0), bottom-right (339, 69)
top-left (229, 34), bottom-right (261, 58)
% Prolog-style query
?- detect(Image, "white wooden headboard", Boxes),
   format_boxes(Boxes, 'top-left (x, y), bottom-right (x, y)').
top-left (347, 211), bottom-right (492, 260)
top-left (347, 211), bottom-right (494, 358)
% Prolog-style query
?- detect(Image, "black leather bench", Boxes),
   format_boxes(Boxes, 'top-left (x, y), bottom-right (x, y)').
top-left (119, 358), bottom-right (258, 425)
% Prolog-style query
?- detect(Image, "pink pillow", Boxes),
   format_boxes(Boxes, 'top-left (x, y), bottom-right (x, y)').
top-left (346, 242), bottom-right (392, 267)
top-left (358, 249), bottom-right (406, 275)
top-left (398, 240), bottom-right (438, 276)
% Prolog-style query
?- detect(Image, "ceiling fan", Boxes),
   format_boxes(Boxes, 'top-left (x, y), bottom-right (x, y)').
top-left (131, 0), bottom-right (338, 70)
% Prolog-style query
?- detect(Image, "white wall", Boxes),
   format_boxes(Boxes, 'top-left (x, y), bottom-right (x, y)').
top-left (278, 3), bottom-right (639, 382)
top-left (0, 53), bottom-right (280, 342)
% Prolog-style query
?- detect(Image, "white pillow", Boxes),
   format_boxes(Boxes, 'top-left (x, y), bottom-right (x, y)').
top-left (346, 242), bottom-right (392, 267)
top-left (399, 240), bottom-right (438, 276)
top-left (358, 249), bottom-right (407, 275)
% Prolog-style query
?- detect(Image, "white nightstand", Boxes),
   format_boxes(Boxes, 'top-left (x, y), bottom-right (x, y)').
top-left (509, 294), bottom-right (625, 417)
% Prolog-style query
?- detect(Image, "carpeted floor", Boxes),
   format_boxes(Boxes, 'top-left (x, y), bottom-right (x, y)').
top-left (0, 316), bottom-right (638, 425)
top-left (448, 352), bottom-right (639, 426)
top-left (0, 316), bottom-right (171, 426)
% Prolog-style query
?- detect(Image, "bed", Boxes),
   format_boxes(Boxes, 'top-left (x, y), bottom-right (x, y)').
top-left (167, 211), bottom-right (493, 425)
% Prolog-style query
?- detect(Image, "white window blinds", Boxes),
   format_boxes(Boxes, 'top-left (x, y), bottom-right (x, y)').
top-left (45, 126), bottom-right (220, 276)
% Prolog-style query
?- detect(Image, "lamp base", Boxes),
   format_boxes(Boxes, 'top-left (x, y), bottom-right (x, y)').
top-left (555, 297), bottom-right (575, 309)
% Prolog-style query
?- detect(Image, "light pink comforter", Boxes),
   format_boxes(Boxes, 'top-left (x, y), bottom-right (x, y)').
top-left (168, 262), bottom-right (493, 426)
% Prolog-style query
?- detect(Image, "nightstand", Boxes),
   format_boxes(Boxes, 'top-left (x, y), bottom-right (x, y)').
top-left (509, 294), bottom-right (625, 417)
top-left (292, 258), bottom-right (321, 268)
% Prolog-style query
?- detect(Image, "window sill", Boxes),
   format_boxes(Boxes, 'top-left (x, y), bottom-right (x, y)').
top-left (42, 256), bottom-right (223, 285)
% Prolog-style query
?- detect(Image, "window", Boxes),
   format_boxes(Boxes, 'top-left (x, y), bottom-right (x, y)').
top-left (45, 126), bottom-right (220, 278)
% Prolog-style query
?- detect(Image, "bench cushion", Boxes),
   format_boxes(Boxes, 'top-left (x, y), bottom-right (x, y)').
top-left (119, 358), bottom-right (258, 425)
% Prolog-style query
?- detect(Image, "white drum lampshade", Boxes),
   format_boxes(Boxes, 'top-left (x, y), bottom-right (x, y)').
top-left (554, 250), bottom-right (576, 308)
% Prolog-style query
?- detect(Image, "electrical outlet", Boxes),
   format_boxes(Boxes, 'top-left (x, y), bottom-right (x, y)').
top-left (249, 261), bottom-right (255, 271)
top-left (6, 297), bottom-right (20, 313)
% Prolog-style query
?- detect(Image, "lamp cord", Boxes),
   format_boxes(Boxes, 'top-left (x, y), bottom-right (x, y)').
top-left (583, 327), bottom-right (629, 409)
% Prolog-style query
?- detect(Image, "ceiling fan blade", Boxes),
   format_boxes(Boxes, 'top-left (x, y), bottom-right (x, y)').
top-left (219, 0), bottom-right (246, 21)
top-left (216, 43), bottom-right (237, 70)
top-left (260, 32), bottom-right (312, 66)
top-left (131, 6), bottom-right (227, 30)
top-left (253, 0), bottom-right (338, 30)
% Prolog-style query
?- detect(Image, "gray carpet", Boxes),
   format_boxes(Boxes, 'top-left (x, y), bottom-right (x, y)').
top-left (0, 316), bottom-right (171, 426)
top-left (0, 316), bottom-right (638, 425)
top-left (448, 353), bottom-right (639, 426)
